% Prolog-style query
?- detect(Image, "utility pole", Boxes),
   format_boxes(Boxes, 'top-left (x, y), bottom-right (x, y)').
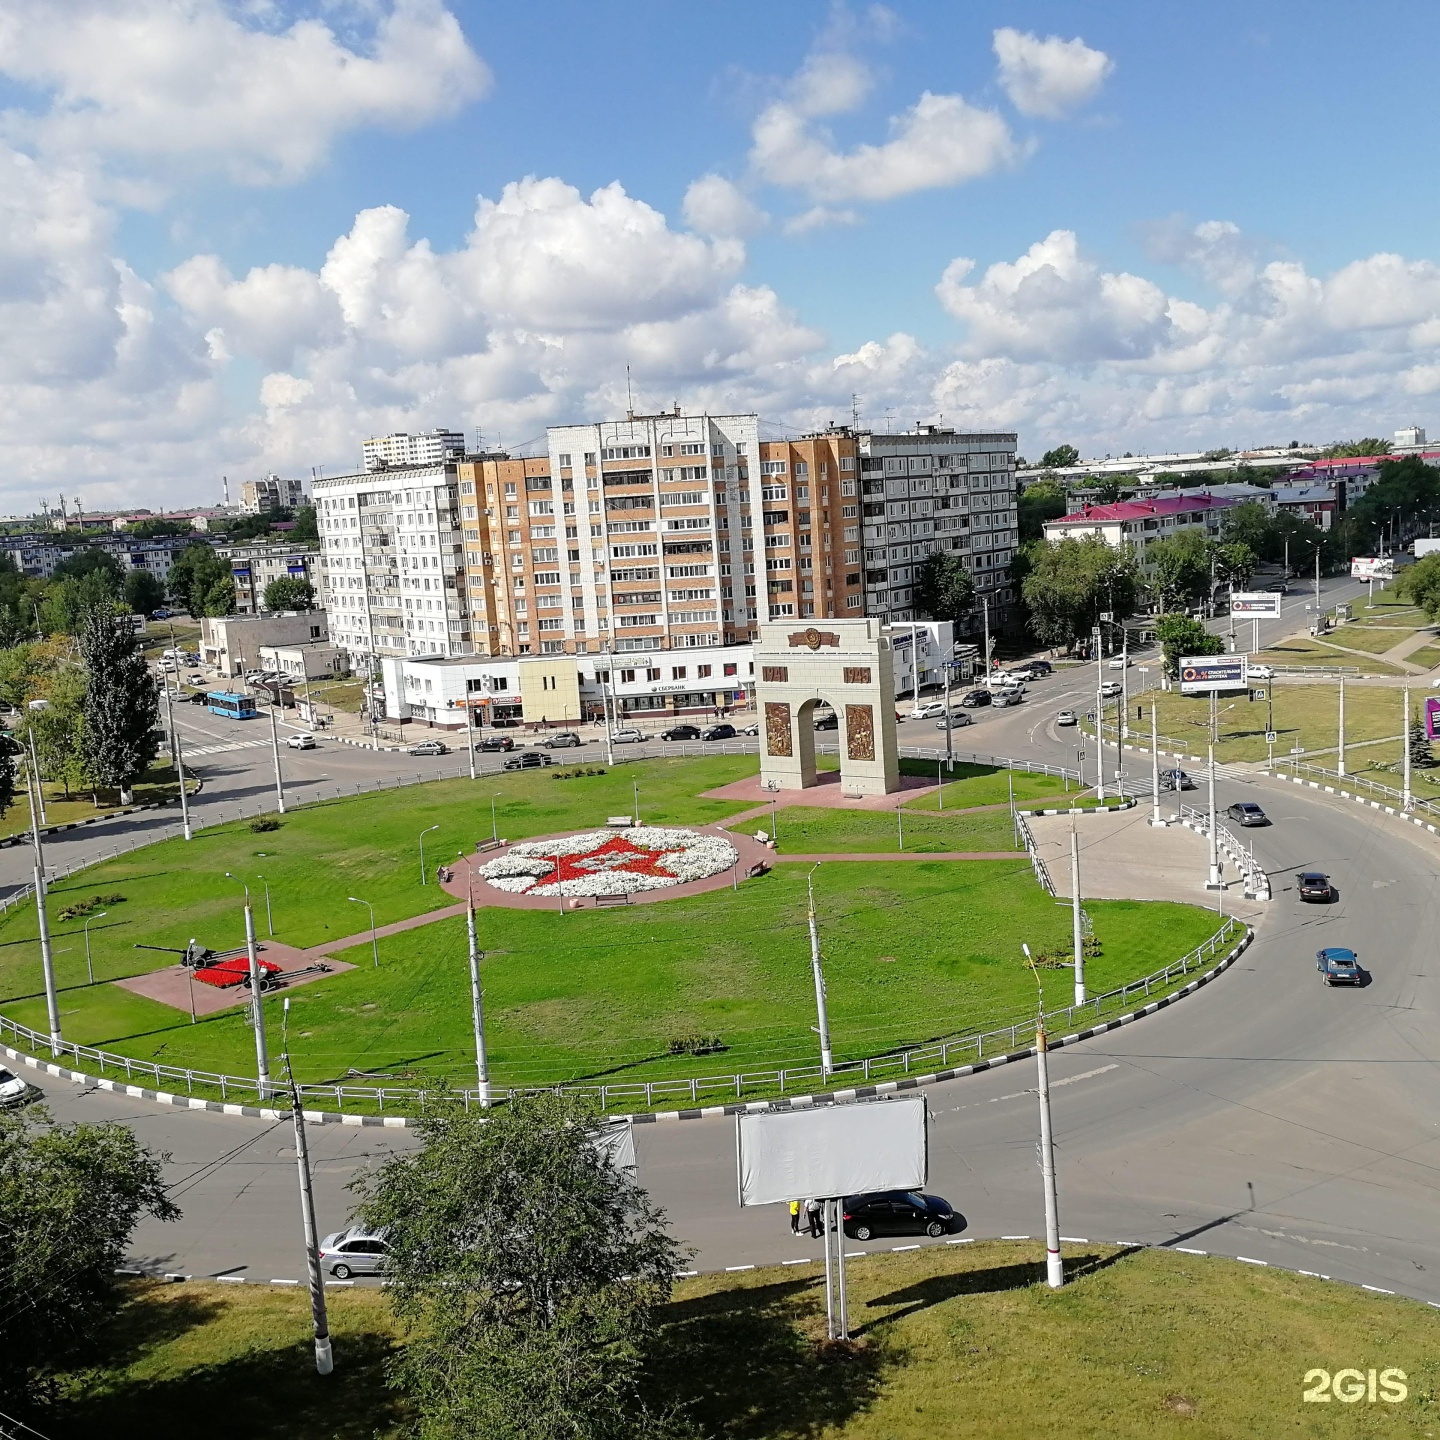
top-left (464, 886), bottom-right (492, 1105)
top-left (1023, 943), bottom-right (1064, 1289)
top-left (1337, 677), bottom-right (1346, 779)
top-left (1119, 627), bottom-right (1130, 742)
top-left (229, 875), bottom-right (271, 1098)
top-left (599, 645), bottom-right (615, 767)
top-left (943, 660), bottom-right (953, 769)
top-left (1070, 828), bottom-right (1085, 1005)
top-left (1149, 697), bottom-right (1161, 827)
top-left (163, 675), bottom-right (192, 840)
top-left (464, 699), bottom-right (476, 781)
top-left (281, 1000), bottom-right (333, 1376)
top-left (1314, 546), bottom-right (1321, 621)
top-left (268, 703), bottom-right (287, 814)
top-left (982, 595), bottom-right (992, 675)
top-left (1093, 625), bottom-right (1105, 801)
top-left (26, 758), bottom-right (60, 1054)
top-left (1206, 742), bottom-right (1222, 890)
top-left (1403, 686), bottom-right (1413, 810)
top-left (27, 726), bottom-right (46, 825)
top-left (807, 868), bottom-right (833, 1078)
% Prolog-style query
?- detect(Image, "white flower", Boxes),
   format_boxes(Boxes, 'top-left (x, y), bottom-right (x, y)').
top-left (478, 826), bottom-right (737, 897)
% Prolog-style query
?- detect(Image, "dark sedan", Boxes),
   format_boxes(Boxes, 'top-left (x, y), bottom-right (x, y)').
top-left (503, 751), bottom-right (552, 771)
top-left (478, 735), bottom-right (514, 752)
top-left (813, 710), bottom-right (839, 730)
top-left (842, 1190), bottom-right (966, 1242)
top-left (1297, 871), bottom-right (1333, 903)
top-left (959, 689), bottom-right (991, 708)
top-left (1159, 769), bottom-right (1196, 791)
top-left (1226, 801), bottom-right (1268, 827)
top-left (661, 724), bottom-right (701, 741)
top-left (1317, 947), bottom-right (1361, 985)
top-left (702, 723), bottom-right (736, 741)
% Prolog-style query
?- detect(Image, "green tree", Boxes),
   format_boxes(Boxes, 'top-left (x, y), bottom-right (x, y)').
top-left (79, 602), bottom-right (160, 804)
top-left (168, 544), bottom-right (235, 618)
top-left (1146, 530), bottom-right (1212, 611)
top-left (290, 504), bottom-right (319, 542)
top-left (1017, 479), bottom-right (1068, 542)
top-left (124, 518), bottom-right (193, 538)
top-left (1021, 536), bottom-right (1138, 653)
top-left (1221, 500), bottom-right (1274, 558)
top-left (220, 512), bottom-right (282, 542)
top-left (51, 549), bottom-right (124, 586)
top-left (355, 1092), bottom-right (686, 1440)
top-left (22, 667), bottom-right (87, 799)
top-left (38, 566), bottom-right (121, 636)
top-left (1212, 540), bottom-right (1259, 591)
top-left (1397, 552), bottom-right (1440, 621)
top-left (911, 552), bottom-right (974, 629)
top-left (1040, 444), bottom-right (1080, 469)
top-left (262, 575), bottom-right (316, 612)
top-left (1155, 613), bottom-right (1224, 679)
top-left (0, 1105), bottom-right (178, 1407)
top-left (122, 568), bottom-right (166, 616)
top-left (1409, 718), bottom-right (1435, 769)
top-left (0, 643), bottom-right (51, 710)
top-left (1345, 456), bottom-right (1440, 553)
top-left (1094, 478), bottom-right (1124, 504)
top-left (1321, 438), bottom-right (1391, 458)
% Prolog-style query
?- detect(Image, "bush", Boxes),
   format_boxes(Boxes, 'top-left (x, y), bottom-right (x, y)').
top-left (248, 816), bottom-right (283, 833)
top-left (57, 893), bottom-right (126, 923)
top-left (667, 1034), bottom-right (726, 1056)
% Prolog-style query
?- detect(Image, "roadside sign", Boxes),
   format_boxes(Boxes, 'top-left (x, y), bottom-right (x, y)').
top-left (1179, 655), bottom-right (1248, 695)
top-left (1426, 696), bottom-right (1440, 742)
top-left (1265, 731), bottom-right (1278, 743)
top-left (1231, 592), bottom-right (1282, 618)
top-left (1253, 688), bottom-right (1267, 699)
top-left (1352, 557), bottom-right (1395, 580)
top-left (1291, 745), bottom-right (1305, 755)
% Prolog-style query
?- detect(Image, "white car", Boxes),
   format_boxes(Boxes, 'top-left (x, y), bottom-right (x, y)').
top-left (0, 1065), bottom-right (31, 1107)
top-left (1107, 656), bottom-right (1131, 669)
top-left (611, 727), bottom-right (647, 744)
top-left (1056, 709), bottom-right (1078, 727)
top-left (910, 701), bottom-right (948, 720)
top-left (286, 732), bottom-right (317, 750)
top-left (1248, 664), bottom-right (1274, 680)
top-left (1100, 680), bottom-right (1123, 698)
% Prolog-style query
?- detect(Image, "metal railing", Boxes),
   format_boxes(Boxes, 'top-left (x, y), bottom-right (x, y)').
top-left (0, 917), bottom-right (1245, 1115)
top-left (1281, 760), bottom-right (1440, 821)
top-left (1177, 803), bottom-right (1271, 900)
top-left (1014, 811), bottom-right (1054, 895)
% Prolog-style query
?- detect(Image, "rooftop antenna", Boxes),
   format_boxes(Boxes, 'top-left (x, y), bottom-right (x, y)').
top-left (626, 364), bottom-right (634, 420)
top-left (851, 393), bottom-right (861, 429)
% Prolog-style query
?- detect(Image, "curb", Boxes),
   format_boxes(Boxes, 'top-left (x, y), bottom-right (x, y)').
top-left (3, 928), bottom-right (1253, 1129)
top-left (1025, 798), bottom-right (1136, 817)
top-left (0, 792), bottom-right (192, 849)
top-left (1267, 771), bottom-right (1440, 838)
top-left (332, 734), bottom-right (406, 752)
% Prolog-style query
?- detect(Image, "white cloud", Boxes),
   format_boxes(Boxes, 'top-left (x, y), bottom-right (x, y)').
top-left (0, 0), bottom-right (488, 184)
top-left (682, 174), bottom-right (769, 238)
top-left (783, 206), bottom-right (861, 237)
top-left (993, 28), bottom-right (1113, 119)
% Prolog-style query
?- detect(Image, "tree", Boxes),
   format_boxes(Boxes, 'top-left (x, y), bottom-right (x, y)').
top-left (220, 512), bottom-right (281, 542)
top-left (22, 667), bottom-right (87, 799)
top-left (911, 551), bottom-right (974, 628)
top-left (124, 518), bottom-right (193, 538)
top-left (1040, 444), bottom-right (1080, 469)
top-left (290, 503), bottom-right (319, 542)
top-left (262, 575), bottom-right (315, 613)
top-left (79, 602), bottom-right (160, 804)
top-left (168, 543), bottom-right (235, 618)
top-left (38, 567), bottom-right (121, 635)
top-left (51, 549), bottom-right (124, 586)
top-left (1211, 540), bottom-right (1258, 591)
top-left (123, 568), bottom-right (166, 616)
top-left (355, 1093), bottom-right (686, 1440)
top-left (1021, 536), bottom-right (1138, 653)
top-left (1345, 456), bottom-right (1440, 553)
top-left (0, 1105), bottom-right (178, 1407)
top-left (1146, 530), bottom-right (1212, 611)
top-left (1409, 718), bottom-right (1435, 769)
top-left (1397, 553), bottom-right (1440, 621)
top-left (1321, 438), bottom-right (1391, 458)
top-left (1221, 500), bottom-right (1273, 558)
top-left (1155, 613), bottom-right (1224, 678)
top-left (1017, 479), bottom-right (1068, 542)
top-left (1094, 478), bottom-right (1124, 504)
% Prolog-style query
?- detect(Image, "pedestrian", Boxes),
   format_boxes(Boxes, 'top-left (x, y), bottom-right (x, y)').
top-left (789, 1199), bottom-right (800, 1235)
top-left (806, 1197), bottom-right (823, 1238)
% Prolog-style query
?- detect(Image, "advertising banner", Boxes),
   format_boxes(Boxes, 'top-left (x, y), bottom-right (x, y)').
top-left (1351, 557), bottom-right (1395, 580)
top-left (1179, 655), bottom-right (1248, 694)
top-left (1427, 696), bottom-right (1440, 743)
top-left (1230, 592), bottom-right (1282, 618)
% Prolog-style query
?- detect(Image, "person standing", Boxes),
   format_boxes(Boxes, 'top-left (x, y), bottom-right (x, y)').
top-left (806, 1197), bottom-right (823, 1238)
top-left (789, 1199), bottom-right (800, 1235)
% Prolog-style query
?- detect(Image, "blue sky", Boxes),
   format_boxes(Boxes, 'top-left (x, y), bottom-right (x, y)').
top-left (2, 0), bottom-right (1439, 506)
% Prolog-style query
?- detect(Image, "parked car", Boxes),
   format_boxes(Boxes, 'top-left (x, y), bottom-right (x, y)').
top-left (244, 670), bottom-right (265, 683)
top-left (661, 724), bottom-right (701, 741)
top-left (409, 739), bottom-right (449, 757)
top-left (813, 710), bottom-right (839, 730)
top-left (986, 674), bottom-right (1024, 692)
top-left (1027, 660), bottom-right (1053, 675)
top-left (1266, 581), bottom-right (1288, 594)
top-left (541, 731), bottom-right (582, 748)
top-left (1107, 656), bottom-right (1131, 669)
top-left (842, 1190), bottom-right (966, 1242)
top-left (935, 711), bottom-right (973, 729)
top-left (285, 732), bottom-right (316, 750)
top-left (150, 607), bottom-right (173, 619)
top-left (993, 690), bottom-right (1024, 708)
top-left (910, 701), bottom-right (948, 721)
top-left (503, 751), bottom-right (553, 771)
top-left (1297, 871), bottom-right (1334, 903)
top-left (1226, 801), bottom-right (1268, 826)
top-left (960, 689), bottom-right (991, 708)
top-left (318, 1227), bottom-right (391, 1280)
top-left (702, 723), bottom-right (737, 741)
top-left (611, 727), bottom-right (646, 744)
top-left (738, 722), bottom-right (762, 736)
top-left (1056, 709), bottom-right (1078, 727)
top-left (1159, 769), bottom-right (1195, 791)
top-left (1100, 680), bottom-right (1123, 698)
top-left (479, 734), bottom-right (515, 752)
top-left (0, 1064), bottom-right (32, 1108)
top-left (1316, 947), bottom-right (1361, 986)
top-left (1248, 664), bottom-right (1274, 681)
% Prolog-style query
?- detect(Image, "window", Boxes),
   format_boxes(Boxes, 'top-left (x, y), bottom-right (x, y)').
top-left (761, 485), bottom-right (787, 502)
top-left (723, 662), bottom-right (737, 676)
top-left (671, 667), bottom-right (687, 680)
top-left (840, 456), bottom-right (855, 470)
top-left (761, 460), bottom-right (787, 475)
top-left (558, 453), bottom-right (571, 467)
top-left (601, 445), bottom-right (651, 460)
top-left (537, 617), bottom-right (564, 631)
top-left (646, 668), bottom-right (661, 681)
top-left (617, 613), bottom-right (657, 627)
top-left (659, 490), bottom-right (707, 506)
top-left (698, 664), bottom-right (712, 678)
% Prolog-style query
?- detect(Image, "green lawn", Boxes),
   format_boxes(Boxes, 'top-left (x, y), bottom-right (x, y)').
top-left (0, 757), bottom-right (191, 840)
top-left (43, 1244), bottom-right (1440, 1440)
top-left (1252, 637), bottom-right (1403, 674)
top-left (896, 761), bottom-right (1074, 810)
top-left (1405, 643), bottom-right (1440, 672)
top-left (739, 806), bottom-right (1021, 854)
top-left (1325, 622), bottom-right (1426, 655)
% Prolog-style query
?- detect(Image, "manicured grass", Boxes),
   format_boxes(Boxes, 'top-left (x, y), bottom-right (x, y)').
top-left (303, 676), bottom-right (367, 713)
top-left (741, 806), bottom-right (1021, 854)
top-left (1325, 622), bottom-right (1427, 655)
top-left (3, 861), bottom-right (1221, 1090)
top-left (897, 762), bottom-right (1073, 811)
top-left (1405, 643), bottom-right (1440, 672)
top-left (44, 1244), bottom-right (1440, 1440)
top-left (1253, 637), bottom-right (1403, 674)
top-left (0, 758), bottom-right (190, 840)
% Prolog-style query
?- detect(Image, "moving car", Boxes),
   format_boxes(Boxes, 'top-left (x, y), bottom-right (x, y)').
top-left (1248, 664), bottom-right (1274, 681)
top-left (1056, 709), bottom-right (1078, 727)
top-left (1100, 680), bottom-right (1123, 698)
top-left (1027, 660), bottom-right (1053, 675)
top-left (993, 689), bottom-right (1024, 707)
top-left (409, 739), bottom-right (449, 757)
top-left (1266, 581), bottom-right (1288, 594)
top-left (842, 1191), bottom-right (966, 1242)
top-left (285, 732), bottom-right (316, 750)
top-left (1317, 947), bottom-right (1361, 986)
top-left (986, 674), bottom-right (1024, 692)
top-left (503, 751), bottom-right (553, 771)
top-left (738, 722), bottom-right (762, 736)
top-left (661, 724), bottom-right (701, 741)
top-left (541, 731), bottom-right (582, 749)
top-left (702, 723), bottom-right (737, 741)
top-left (1297, 871), bottom-right (1334, 903)
top-left (478, 735), bottom-right (515, 752)
top-left (318, 1227), bottom-right (391, 1279)
top-left (813, 711), bottom-right (839, 730)
top-left (910, 701), bottom-right (948, 721)
top-left (1107, 656), bottom-right (1131, 669)
top-left (1159, 769), bottom-right (1195, 791)
top-left (1226, 801), bottom-right (1268, 826)
top-left (611, 728), bottom-right (646, 744)
top-left (960, 689), bottom-right (991, 708)
top-left (0, 1064), bottom-right (32, 1108)
top-left (935, 711), bottom-right (972, 729)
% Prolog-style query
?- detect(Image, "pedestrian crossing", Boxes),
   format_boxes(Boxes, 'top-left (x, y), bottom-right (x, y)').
top-left (179, 738), bottom-right (272, 758)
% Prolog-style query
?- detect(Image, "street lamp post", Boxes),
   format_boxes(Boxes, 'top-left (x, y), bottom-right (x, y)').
top-left (257, 876), bottom-right (273, 936)
top-left (1149, 696), bottom-right (1161, 827)
top-left (491, 793), bottom-right (500, 844)
top-left (1069, 830), bottom-right (1084, 1006)
top-left (1337, 677), bottom-right (1346, 779)
top-left (28, 723), bottom-right (46, 825)
top-left (162, 673), bottom-right (192, 840)
top-left (25, 756), bottom-right (60, 1054)
top-left (1093, 626), bottom-right (1105, 802)
top-left (807, 868), bottom-right (833, 1078)
top-left (419, 824), bottom-right (439, 885)
top-left (1206, 744), bottom-right (1222, 890)
top-left (348, 896), bottom-right (378, 968)
top-left (267, 703), bottom-right (287, 814)
top-left (1402, 686), bottom-right (1413, 810)
top-left (83, 910), bottom-right (108, 985)
top-left (463, 880), bottom-right (492, 1106)
top-left (1022, 942), bottom-right (1063, 1289)
top-left (225, 873), bottom-right (270, 1099)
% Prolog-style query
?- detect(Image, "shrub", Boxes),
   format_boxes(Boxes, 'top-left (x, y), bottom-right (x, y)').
top-left (57, 893), bottom-right (126, 922)
top-left (667, 1034), bottom-right (726, 1056)
top-left (248, 816), bottom-right (283, 832)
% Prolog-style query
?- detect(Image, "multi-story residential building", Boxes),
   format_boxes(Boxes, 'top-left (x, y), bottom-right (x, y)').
top-left (1043, 493), bottom-right (1238, 571)
top-left (216, 540), bottom-right (321, 613)
top-left (858, 425), bottom-right (1019, 628)
top-left (314, 461), bottom-right (470, 665)
top-left (239, 474), bottom-right (307, 514)
top-left (0, 534), bottom-right (199, 583)
top-left (200, 612), bottom-right (329, 677)
top-left (362, 429), bottom-right (467, 472)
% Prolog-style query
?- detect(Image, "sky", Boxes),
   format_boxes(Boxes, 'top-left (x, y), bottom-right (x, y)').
top-left (4, 0), bottom-right (1440, 511)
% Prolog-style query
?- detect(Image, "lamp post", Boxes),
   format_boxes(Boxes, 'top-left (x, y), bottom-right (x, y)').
top-left (1022, 942), bottom-right (1063, 1289)
top-left (807, 867), bottom-right (833, 1078)
top-left (462, 873), bottom-right (492, 1106)
top-left (1206, 744), bottom-right (1222, 891)
top-left (348, 896), bottom-right (378, 968)
top-left (1402, 686), bottom-right (1413, 810)
top-left (27, 720), bottom-right (46, 825)
top-left (1337, 677), bottom-right (1346, 779)
top-left (225, 872), bottom-right (270, 1099)
top-left (1069, 829), bottom-right (1084, 1005)
top-left (1149, 695), bottom-right (1161, 827)
top-left (267, 702), bottom-right (287, 814)
top-left (419, 824), bottom-right (439, 885)
top-left (26, 756), bottom-right (60, 1054)
top-left (83, 910), bottom-right (107, 985)
top-left (257, 876), bottom-right (273, 937)
top-left (490, 793), bottom-right (501, 844)
top-left (1093, 625), bottom-right (1105, 802)
top-left (162, 671), bottom-right (192, 840)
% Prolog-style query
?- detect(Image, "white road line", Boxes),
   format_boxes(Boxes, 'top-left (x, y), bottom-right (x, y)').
top-left (781, 1258), bottom-right (812, 1266)
top-left (1362, 1284), bottom-right (1395, 1294)
top-left (724, 1264), bottom-right (754, 1272)
top-left (892, 1244), bottom-right (921, 1251)
top-left (1001, 1234), bottom-right (1031, 1240)
top-left (270, 1277), bottom-right (300, 1286)
top-left (1236, 1256), bottom-right (1267, 1266)
top-left (1174, 1247), bottom-right (1208, 1255)
top-left (215, 1275), bottom-right (246, 1284)
top-left (1060, 1237), bottom-right (1089, 1244)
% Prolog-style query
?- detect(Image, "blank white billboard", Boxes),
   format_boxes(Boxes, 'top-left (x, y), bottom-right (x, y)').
top-left (736, 1097), bottom-right (928, 1207)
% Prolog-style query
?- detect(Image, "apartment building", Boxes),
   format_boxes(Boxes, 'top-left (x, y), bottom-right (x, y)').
top-left (363, 429), bottom-right (466, 471)
top-left (858, 426), bottom-right (1019, 627)
top-left (1043, 493), bottom-right (1238, 571)
top-left (215, 540), bottom-right (321, 613)
top-left (0, 534), bottom-right (196, 582)
top-left (239, 473), bottom-right (307, 514)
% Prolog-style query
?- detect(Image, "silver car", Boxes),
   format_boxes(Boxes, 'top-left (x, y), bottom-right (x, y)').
top-left (318, 1227), bottom-right (391, 1279)
top-left (0, 1064), bottom-right (31, 1108)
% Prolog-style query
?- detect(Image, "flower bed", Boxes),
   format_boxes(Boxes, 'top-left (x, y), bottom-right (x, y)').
top-left (479, 827), bottom-right (737, 898)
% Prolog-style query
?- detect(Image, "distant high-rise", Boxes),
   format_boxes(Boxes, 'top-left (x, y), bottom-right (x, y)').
top-left (363, 429), bottom-right (467, 471)
top-left (240, 473), bottom-right (307, 514)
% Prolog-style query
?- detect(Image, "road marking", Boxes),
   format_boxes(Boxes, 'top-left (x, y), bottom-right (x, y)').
top-left (1174, 1247), bottom-right (1208, 1255)
top-left (1362, 1284), bottom-right (1395, 1294)
top-left (270, 1278), bottom-right (300, 1286)
top-left (947, 1238), bottom-right (975, 1244)
top-left (724, 1264), bottom-right (755, 1272)
top-left (1060, 1237), bottom-right (1089, 1244)
top-left (781, 1258), bottom-right (812, 1266)
top-left (892, 1244), bottom-right (921, 1251)
top-left (215, 1275), bottom-right (246, 1284)
top-left (943, 1063), bottom-right (1118, 1112)
top-left (844, 1251), bottom-right (864, 1258)
top-left (1001, 1234), bottom-right (1031, 1240)
top-left (1236, 1256), bottom-right (1267, 1266)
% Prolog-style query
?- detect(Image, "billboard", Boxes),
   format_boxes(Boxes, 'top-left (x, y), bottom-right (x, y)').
top-left (1352, 557), bottom-right (1395, 580)
top-left (1427, 697), bottom-right (1440, 743)
top-left (736, 1097), bottom-right (928, 1206)
top-left (1179, 655), bottom-right (1248, 694)
top-left (1230, 592), bottom-right (1282, 618)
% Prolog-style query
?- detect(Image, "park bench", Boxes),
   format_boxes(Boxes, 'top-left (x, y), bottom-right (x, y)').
top-left (474, 838), bottom-right (505, 853)
top-left (606, 815), bottom-right (635, 827)
top-left (746, 861), bottom-right (770, 880)
top-left (594, 892), bottom-right (631, 907)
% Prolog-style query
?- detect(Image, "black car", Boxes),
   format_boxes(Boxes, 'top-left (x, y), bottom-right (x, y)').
top-left (813, 711), bottom-right (839, 730)
top-left (959, 689), bottom-right (991, 708)
top-left (1316, 947), bottom-right (1361, 985)
top-left (842, 1190), bottom-right (966, 1242)
top-left (702, 723), bottom-right (736, 741)
top-left (478, 735), bottom-right (515, 752)
top-left (661, 724), bottom-right (701, 741)
top-left (503, 751), bottom-right (553, 771)
top-left (1027, 660), bottom-right (1053, 675)
top-left (1226, 801), bottom-right (1268, 827)
top-left (1159, 769), bottom-right (1196, 791)
top-left (1297, 871), bottom-right (1333, 903)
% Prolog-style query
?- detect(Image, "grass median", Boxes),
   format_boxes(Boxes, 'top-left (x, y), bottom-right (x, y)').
top-left (43, 1242), bottom-right (1440, 1439)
